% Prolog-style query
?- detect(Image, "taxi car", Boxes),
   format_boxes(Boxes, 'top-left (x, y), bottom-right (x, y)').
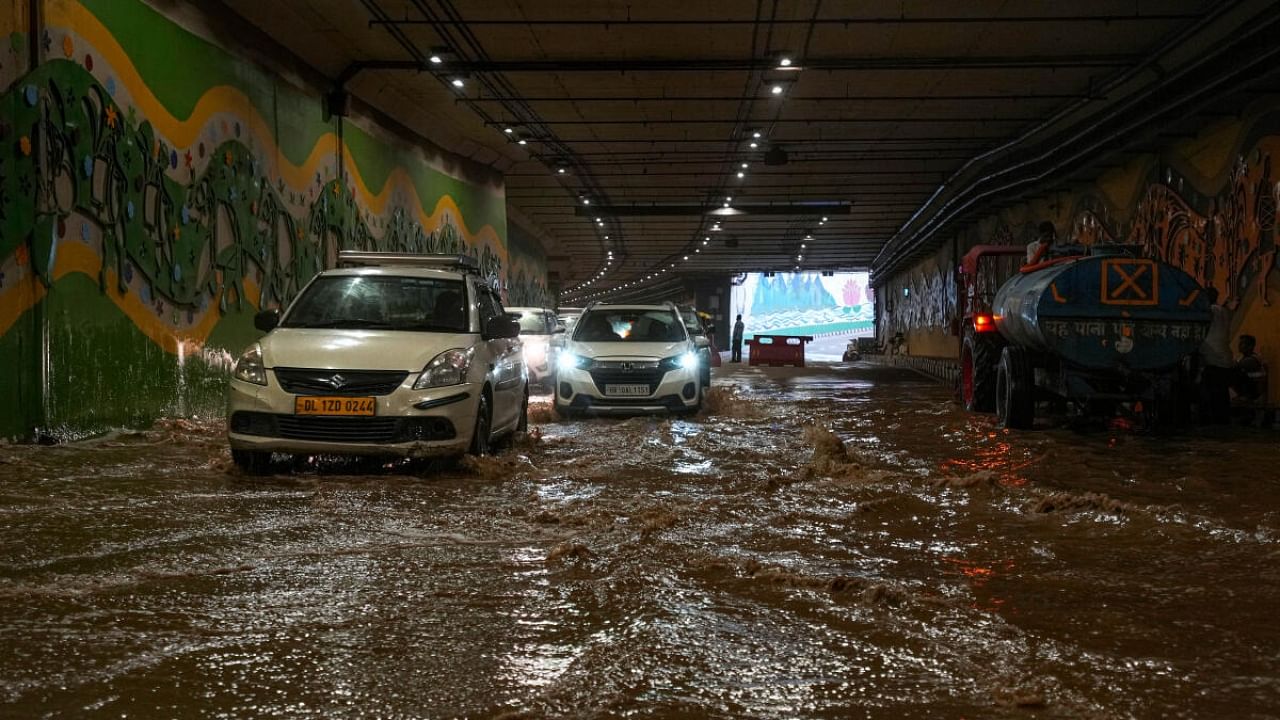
top-left (227, 252), bottom-right (527, 473)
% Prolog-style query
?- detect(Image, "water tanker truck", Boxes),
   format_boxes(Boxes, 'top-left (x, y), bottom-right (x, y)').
top-left (958, 244), bottom-right (1212, 429)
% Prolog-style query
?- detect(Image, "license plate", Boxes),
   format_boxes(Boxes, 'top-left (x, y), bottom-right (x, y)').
top-left (605, 384), bottom-right (651, 397)
top-left (294, 396), bottom-right (376, 416)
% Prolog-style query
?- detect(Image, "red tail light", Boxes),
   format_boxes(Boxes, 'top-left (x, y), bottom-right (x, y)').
top-left (974, 314), bottom-right (996, 333)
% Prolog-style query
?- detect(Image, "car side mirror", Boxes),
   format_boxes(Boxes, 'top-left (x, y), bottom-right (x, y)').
top-left (254, 309), bottom-right (279, 333)
top-left (695, 336), bottom-right (711, 349)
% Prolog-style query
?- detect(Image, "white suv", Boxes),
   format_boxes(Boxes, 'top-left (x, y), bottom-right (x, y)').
top-left (227, 252), bottom-right (527, 474)
top-left (553, 302), bottom-right (707, 416)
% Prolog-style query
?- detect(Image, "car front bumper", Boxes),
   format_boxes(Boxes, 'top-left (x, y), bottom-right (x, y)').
top-left (554, 364), bottom-right (700, 413)
top-left (227, 376), bottom-right (479, 458)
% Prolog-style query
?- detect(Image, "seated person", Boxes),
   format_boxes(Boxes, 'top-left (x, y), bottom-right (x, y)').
top-left (432, 290), bottom-right (465, 331)
top-left (1026, 221), bottom-right (1056, 264)
top-left (1231, 334), bottom-right (1267, 403)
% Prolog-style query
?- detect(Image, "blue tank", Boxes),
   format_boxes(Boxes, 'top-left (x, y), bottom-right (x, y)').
top-left (992, 247), bottom-right (1211, 371)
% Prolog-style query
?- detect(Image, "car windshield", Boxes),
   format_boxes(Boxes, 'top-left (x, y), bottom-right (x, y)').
top-left (559, 314), bottom-right (581, 330)
top-left (574, 309), bottom-right (687, 343)
top-left (512, 311), bottom-right (551, 334)
top-left (680, 308), bottom-right (703, 334)
top-left (283, 275), bottom-right (469, 332)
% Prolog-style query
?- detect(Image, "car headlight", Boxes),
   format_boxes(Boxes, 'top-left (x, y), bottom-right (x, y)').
top-left (660, 352), bottom-right (701, 371)
top-left (413, 347), bottom-right (475, 389)
top-left (557, 352), bottom-right (586, 372)
top-left (233, 343), bottom-right (268, 386)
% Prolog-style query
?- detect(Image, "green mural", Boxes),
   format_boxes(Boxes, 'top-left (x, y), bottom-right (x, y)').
top-left (0, 0), bottom-right (530, 440)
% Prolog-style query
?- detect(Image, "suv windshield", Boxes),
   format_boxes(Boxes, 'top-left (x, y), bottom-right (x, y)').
top-left (511, 310), bottom-right (552, 335)
top-left (574, 308), bottom-right (687, 343)
top-left (680, 308), bottom-right (704, 336)
top-left (283, 275), bottom-right (469, 332)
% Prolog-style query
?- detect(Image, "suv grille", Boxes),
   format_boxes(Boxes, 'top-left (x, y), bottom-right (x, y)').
top-left (588, 368), bottom-right (666, 395)
top-left (274, 368), bottom-right (409, 396)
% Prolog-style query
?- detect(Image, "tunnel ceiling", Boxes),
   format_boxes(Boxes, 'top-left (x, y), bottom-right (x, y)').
top-left (221, 0), bottom-right (1239, 299)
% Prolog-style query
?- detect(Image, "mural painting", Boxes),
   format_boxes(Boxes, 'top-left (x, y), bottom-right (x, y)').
top-left (878, 105), bottom-right (1280, 402)
top-left (0, 0), bottom-right (537, 439)
top-left (731, 271), bottom-right (874, 340)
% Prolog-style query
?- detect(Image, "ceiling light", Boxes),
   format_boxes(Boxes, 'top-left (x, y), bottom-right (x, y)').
top-left (778, 56), bottom-right (793, 68)
top-left (752, 131), bottom-right (762, 139)
top-left (695, 248), bottom-right (701, 253)
top-left (771, 85), bottom-right (783, 95)
top-left (517, 139), bottom-right (527, 145)
top-left (741, 163), bottom-right (748, 169)
top-left (736, 171), bottom-right (745, 178)
top-left (801, 243), bottom-right (806, 249)
top-left (749, 142), bottom-right (758, 149)
top-left (683, 255), bottom-right (689, 261)
top-left (450, 77), bottom-right (465, 88)
top-left (582, 198), bottom-right (590, 205)
top-left (821, 216), bottom-right (828, 222)
top-left (702, 239), bottom-right (709, 245)
top-left (503, 127), bottom-right (514, 134)
top-left (725, 196), bottom-right (732, 202)
top-left (595, 217), bottom-right (601, 222)
top-left (557, 167), bottom-right (566, 174)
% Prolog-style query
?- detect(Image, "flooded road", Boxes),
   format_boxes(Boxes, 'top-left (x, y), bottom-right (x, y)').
top-left (2, 363), bottom-right (1278, 719)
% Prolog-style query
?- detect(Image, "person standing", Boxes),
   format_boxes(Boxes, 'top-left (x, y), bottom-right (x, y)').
top-left (731, 314), bottom-right (745, 363)
top-left (1232, 334), bottom-right (1265, 402)
top-left (1198, 287), bottom-right (1233, 424)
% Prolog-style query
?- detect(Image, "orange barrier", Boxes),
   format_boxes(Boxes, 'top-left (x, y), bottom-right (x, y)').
top-left (747, 334), bottom-right (814, 367)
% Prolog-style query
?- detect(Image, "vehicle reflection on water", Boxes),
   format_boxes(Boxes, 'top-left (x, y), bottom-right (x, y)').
top-left (1, 363), bottom-right (1276, 718)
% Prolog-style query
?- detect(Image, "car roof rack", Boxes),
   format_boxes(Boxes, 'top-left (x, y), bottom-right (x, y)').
top-left (337, 251), bottom-right (480, 274)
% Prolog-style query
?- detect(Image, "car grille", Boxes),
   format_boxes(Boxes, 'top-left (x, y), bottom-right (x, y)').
top-left (274, 368), bottom-right (409, 396)
top-left (587, 368), bottom-right (667, 395)
top-left (231, 413), bottom-right (455, 443)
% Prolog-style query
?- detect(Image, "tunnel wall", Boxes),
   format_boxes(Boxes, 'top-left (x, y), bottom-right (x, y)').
top-left (506, 221), bottom-right (552, 308)
top-left (876, 99), bottom-right (1280, 405)
top-left (0, 0), bottom-right (545, 440)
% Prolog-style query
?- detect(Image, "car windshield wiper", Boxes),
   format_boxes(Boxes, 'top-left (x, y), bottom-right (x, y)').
top-left (400, 323), bottom-right (468, 333)
top-left (286, 318), bottom-right (396, 329)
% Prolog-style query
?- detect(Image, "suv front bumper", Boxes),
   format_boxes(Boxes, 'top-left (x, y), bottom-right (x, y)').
top-left (554, 365), bottom-right (700, 413)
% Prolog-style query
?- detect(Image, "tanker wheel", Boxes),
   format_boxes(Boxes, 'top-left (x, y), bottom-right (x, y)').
top-left (996, 346), bottom-right (1035, 430)
top-left (962, 331), bottom-right (999, 413)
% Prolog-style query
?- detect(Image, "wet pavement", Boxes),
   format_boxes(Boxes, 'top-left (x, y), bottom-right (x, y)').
top-left (2, 362), bottom-right (1278, 719)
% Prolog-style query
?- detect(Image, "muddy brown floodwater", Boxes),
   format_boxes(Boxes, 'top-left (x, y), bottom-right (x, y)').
top-left (2, 363), bottom-right (1278, 719)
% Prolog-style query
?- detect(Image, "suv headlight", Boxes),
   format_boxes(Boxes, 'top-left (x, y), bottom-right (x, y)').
top-left (557, 352), bottom-right (587, 372)
top-left (660, 352), bottom-right (700, 371)
top-left (233, 343), bottom-right (268, 386)
top-left (414, 348), bottom-right (475, 389)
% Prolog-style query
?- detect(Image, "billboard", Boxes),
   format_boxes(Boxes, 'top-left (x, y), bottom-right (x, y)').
top-left (730, 272), bottom-right (874, 340)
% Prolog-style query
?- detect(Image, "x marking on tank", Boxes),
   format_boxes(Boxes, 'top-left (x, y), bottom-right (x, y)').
top-left (1112, 264), bottom-right (1148, 299)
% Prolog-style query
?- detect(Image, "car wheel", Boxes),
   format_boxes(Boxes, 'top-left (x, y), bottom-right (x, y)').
top-left (231, 449), bottom-right (272, 475)
top-left (553, 398), bottom-right (576, 419)
top-left (469, 393), bottom-right (492, 456)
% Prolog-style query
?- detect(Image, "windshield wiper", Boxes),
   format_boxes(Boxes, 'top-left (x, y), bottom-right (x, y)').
top-left (401, 323), bottom-right (468, 333)
top-left (286, 318), bottom-right (396, 329)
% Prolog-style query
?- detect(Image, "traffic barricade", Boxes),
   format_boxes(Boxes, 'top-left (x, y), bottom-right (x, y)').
top-left (746, 334), bottom-right (814, 368)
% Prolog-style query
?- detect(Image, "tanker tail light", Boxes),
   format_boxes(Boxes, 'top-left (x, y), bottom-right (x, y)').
top-left (974, 314), bottom-right (997, 333)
